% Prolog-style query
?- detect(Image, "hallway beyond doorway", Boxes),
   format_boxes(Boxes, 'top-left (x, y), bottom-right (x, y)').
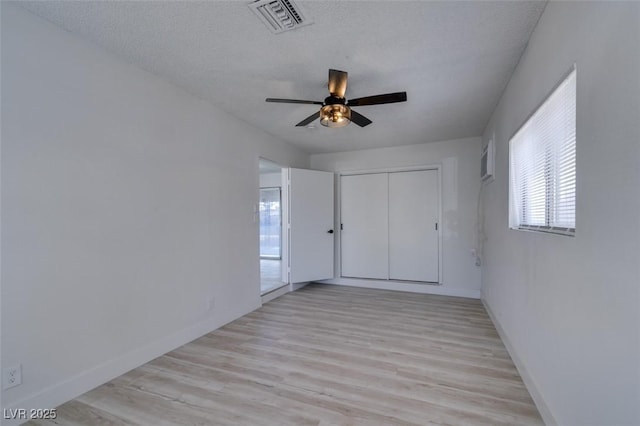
top-left (260, 258), bottom-right (285, 294)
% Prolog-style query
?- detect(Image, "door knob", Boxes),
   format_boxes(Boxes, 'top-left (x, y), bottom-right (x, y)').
top-left (327, 229), bottom-right (334, 234)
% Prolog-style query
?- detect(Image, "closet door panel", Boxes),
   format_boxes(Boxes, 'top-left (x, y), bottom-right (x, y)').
top-left (389, 170), bottom-right (439, 282)
top-left (341, 174), bottom-right (389, 279)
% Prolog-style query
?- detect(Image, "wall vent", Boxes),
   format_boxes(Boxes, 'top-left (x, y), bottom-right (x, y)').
top-left (481, 137), bottom-right (495, 182)
top-left (249, 0), bottom-right (313, 34)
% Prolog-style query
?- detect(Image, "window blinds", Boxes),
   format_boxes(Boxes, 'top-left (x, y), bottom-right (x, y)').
top-left (510, 69), bottom-right (576, 234)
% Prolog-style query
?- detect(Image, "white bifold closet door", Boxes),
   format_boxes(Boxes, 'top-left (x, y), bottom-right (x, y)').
top-left (340, 173), bottom-right (389, 279)
top-left (341, 170), bottom-right (439, 282)
top-left (388, 170), bottom-right (439, 282)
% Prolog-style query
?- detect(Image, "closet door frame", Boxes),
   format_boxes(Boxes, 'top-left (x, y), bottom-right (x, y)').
top-left (336, 164), bottom-right (442, 285)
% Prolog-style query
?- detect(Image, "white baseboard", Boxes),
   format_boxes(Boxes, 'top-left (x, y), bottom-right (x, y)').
top-left (482, 299), bottom-right (556, 426)
top-left (316, 278), bottom-right (480, 299)
top-left (1, 303), bottom-right (260, 426)
top-left (261, 284), bottom-right (289, 304)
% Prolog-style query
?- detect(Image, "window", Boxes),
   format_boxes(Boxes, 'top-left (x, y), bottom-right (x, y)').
top-left (509, 68), bottom-right (576, 236)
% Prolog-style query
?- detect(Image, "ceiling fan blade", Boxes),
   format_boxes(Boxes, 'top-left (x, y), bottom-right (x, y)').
top-left (328, 69), bottom-right (348, 98)
top-left (347, 92), bottom-right (407, 107)
top-left (350, 110), bottom-right (372, 127)
top-left (295, 111), bottom-right (320, 127)
top-left (266, 98), bottom-right (323, 105)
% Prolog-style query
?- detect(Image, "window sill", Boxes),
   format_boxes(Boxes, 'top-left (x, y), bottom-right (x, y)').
top-left (510, 225), bottom-right (575, 237)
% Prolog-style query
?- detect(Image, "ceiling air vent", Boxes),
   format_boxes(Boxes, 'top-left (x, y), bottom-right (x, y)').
top-left (249, 0), bottom-right (313, 34)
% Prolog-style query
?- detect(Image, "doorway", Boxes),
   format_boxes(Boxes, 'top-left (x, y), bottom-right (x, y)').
top-left (259, 158), bottom-right (286, 295)
top-left (259, 187), bottom-right (281, 259)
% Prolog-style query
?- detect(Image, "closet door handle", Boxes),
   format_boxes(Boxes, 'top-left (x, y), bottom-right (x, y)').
top-left (327, 229), bottom-right (334, 234)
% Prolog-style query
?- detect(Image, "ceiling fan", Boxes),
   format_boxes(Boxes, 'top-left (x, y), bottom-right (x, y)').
top-left (266, 69), bottom-right (407, 128)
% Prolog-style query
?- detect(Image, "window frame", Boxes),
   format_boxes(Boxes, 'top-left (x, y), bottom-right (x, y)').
top-left (508, 66), bottom-right (577, 237)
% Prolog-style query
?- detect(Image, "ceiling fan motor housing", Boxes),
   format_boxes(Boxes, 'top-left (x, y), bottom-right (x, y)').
top-left (324, 95), bottom-right (346, 106)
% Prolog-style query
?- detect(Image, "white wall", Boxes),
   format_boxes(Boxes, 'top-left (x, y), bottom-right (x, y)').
top-left (259, 172), bottom-right (282, 188)
top-left (480, 2), bottom-right (640, 425)
top-left (311, 137), bottom-right (482, 299)
top-left (0, 4), bottom-right (308, 419)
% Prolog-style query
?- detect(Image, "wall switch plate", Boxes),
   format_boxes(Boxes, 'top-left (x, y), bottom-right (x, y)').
top-left (3, 364), bottom-right (22, 390)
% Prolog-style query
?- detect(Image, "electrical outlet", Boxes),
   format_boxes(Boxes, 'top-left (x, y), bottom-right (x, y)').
top-left (3, 364), bottom-right (22, 390)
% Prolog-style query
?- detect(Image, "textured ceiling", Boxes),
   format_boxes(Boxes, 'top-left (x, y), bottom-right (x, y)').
top-left (18, 1), bottom-right (546, 154)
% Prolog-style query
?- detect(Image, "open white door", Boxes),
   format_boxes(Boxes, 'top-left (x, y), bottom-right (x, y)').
top-left (287, 168), bottom-right (334, 283)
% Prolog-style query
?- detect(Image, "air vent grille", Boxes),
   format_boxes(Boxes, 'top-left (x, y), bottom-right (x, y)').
top-left (249, 0), bottom-right (313, 34)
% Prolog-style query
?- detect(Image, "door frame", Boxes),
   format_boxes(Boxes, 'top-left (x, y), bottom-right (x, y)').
top-left (337, 164), bottom-right (443, 284)
top-left (258, 157), bottom-right (288, 298)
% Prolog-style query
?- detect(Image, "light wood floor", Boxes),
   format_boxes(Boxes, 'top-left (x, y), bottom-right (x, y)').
top-left (30, 284), bottom-right (543, 425)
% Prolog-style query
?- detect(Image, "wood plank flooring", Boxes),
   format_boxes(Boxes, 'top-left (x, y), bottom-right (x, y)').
top-left (29, 284), bottom-right (543, 425)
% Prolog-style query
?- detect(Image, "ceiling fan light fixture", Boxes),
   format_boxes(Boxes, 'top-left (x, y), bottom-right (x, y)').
top-left (266, 68), bottom-right (407, 128)
top-left (320, 104), bottom-right (351, 128)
